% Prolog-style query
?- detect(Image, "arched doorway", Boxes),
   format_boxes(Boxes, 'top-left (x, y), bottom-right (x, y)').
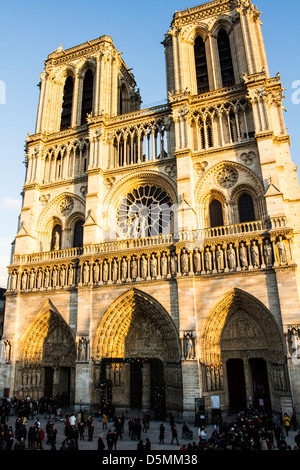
top-left (93, 289), bottom-right (182, 417)
top-left (201, 288), bottom-right (289, 416)
top-left (18, 300), bottom-right (76, 404)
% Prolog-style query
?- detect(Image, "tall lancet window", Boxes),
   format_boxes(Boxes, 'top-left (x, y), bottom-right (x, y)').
top-left (194, 36), bottom-right (209, 94)
top-left (60, 75), bottom-right (74, 130)
top-left (81, 69), bottom-right (94, 125)
top-left (217, 29), bottom-right (235, 87)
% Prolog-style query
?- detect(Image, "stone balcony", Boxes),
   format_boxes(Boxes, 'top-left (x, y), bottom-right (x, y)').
top-left (8, 216), bottom-right (294, 293)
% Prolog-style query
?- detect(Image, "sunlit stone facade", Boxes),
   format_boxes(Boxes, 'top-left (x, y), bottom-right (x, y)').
top-left (1, 0), bottom-right (300, 421)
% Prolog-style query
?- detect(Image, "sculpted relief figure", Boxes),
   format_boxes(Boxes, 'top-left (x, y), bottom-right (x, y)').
top-left (150, 254), bottom-right (157, 277)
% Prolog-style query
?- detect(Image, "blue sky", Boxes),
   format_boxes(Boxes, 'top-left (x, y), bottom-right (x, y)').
top-left (0, 0), bottom-right (299, 287)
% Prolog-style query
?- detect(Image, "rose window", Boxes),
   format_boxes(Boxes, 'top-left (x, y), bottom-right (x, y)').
top-left (216, 166), bottom-right (238, 189)
top-left (117, 185), bottom-right (173, 238)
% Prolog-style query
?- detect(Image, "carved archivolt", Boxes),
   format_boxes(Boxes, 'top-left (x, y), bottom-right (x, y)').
top-left (200, 288), bottom-right (285, 366)
top-left (21, 300), bottom-right (76, 366)
top-left (93, 288), bottom-right (181, 362)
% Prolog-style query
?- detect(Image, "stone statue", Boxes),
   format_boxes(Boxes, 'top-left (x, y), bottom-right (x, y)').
top-left (161, 253), bottom-right (168, 276)
top-left (121, 258), bottom-right (127, 280)
top-left (194, 249), bottom-right (201, 273)
top-left (141, 255), bottom-right (147, 278)
top-left (181, 249), bottom-right (189, 273)
top-left (183, 333), bottom-right (195, 359)
top-left (131, 258), bottom-right (137, 279)
top-left (150, 254), bottom-right (157, 277)
top-left (263, 240), bottom-right (273, 266)
top-left (251, 241), bottom-right (259, 267)
top-left (277, 236), bottom-right (287, 264)
top-left (54, 230), bottom-right (60, 250)
top-left (112, 260), bottom-right (118, 281)
top-left (93, 262), bottom-right (99, 283)
top-left (170, 252), bottom-right (177, 275)
top-left (21, 271), bottom-right (27, 290)
top-left (83, 263), bottom-right (89, 284)
top-left (239, 243), bottom-right (248, 269)
top-left (227, 243), bottom-right (236, 270)
top-left (205, 247), bottom-right (212, 271)
top-left (216, 246), bottom-right (224, 271)
top-left (103, 261), bottom-right (108, 282)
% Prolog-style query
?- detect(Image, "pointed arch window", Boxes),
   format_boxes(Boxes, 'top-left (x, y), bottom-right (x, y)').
top-left (73, 220), bottom-right (84, 248)
top-left (81, 69), bottom-right (94, 125)
top-left (209, 199), bottom-right (224, 228)
top-left (194, 36), bottom-right (209, 94)
top-left (217, 29), bottom-right (235, 87)
top-left (60, 76), bottom-right (74, 130)
top-left (238, 193), bottom-right (256, 223)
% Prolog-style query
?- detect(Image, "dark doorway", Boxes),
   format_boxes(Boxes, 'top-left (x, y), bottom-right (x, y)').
top-left (249, 358), bottom-right (271, 412)
top-left (44, 367), bottom-right (54, 397)
top-left (227, 359), bottom-right (247, 412)
top-left (130, 362), bottom-right (143, 409)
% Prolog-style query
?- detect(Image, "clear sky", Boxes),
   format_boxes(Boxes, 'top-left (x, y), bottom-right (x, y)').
top-left (0, 0), bottom-right (299, 287)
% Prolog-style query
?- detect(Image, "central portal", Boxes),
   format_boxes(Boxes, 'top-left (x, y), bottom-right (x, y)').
top-left (94, 289), bottom-right (183, 415)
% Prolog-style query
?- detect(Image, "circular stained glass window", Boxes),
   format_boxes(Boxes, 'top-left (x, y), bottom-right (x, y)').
top-left (117, 185), bottom-right (173, 239)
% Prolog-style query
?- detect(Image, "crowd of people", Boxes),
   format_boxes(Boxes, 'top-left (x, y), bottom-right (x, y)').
top-left (0, 396), bottom-right (300, 451)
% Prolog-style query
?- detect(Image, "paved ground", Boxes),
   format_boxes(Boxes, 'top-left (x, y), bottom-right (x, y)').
top-left (6, 409), bottom-right (300, 451)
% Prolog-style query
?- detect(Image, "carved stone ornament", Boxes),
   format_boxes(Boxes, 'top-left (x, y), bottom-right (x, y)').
top-left (104, 176), bottom-right (116, 189)
top-left (215, 166), bottom-right (238, 189)
top-left (58, 196), bottom-right (74, 216)
top-left (240, 151), bottom-right (256, 166)
top-left (193, 161), bottom-right (208, 175)
top-left (39, 194), bottom-right (51, 206)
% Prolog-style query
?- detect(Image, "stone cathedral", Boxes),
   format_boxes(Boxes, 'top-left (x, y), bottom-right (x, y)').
top-left (1, 0), bottom-right (300, 422)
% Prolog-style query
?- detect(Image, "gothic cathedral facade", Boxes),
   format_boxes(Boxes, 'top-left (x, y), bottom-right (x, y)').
top-left (2, 0), bottom-right (300, 421)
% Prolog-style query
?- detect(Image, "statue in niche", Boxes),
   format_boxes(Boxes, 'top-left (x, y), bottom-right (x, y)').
top-left (103, 261), bottom-right (108, 282)
top-left (21, 271), bottom-right (27, 290)
top-left (141, 255), bottom-right (147, 278)
top-left (112, 260), bottom-right (118, 281)
top-left (227, 243), bottom-right (236, 269)
top-left (251, 241), bottom-right (259, 267)
top-left (239, 243), bottom-right (248, 269)
top-left (83, 263), bottom-right (89, 284)
top-left (52, 268), bottom-right (57, 287)
top-left (216, 246), bottom-right (224, 271)
top-left (161, 252), bottom-right (168, 276)
top-left (121, 258), bottom-right (127, 280)
top-left (44, 269), bottom-right (50, 288)
top-left (93, 262), bottom-right (99, 283)
top-left (290, 328), bottom-right (300, 359)
top-left (29, 270), bottom-right (35, 289)
top-left (194, 249), bottom-right (201, 273)
top-left (150, 254), bottom-right (157, 277)
top-left (277, 236), bottom-right (288, 264)
top-left (54, 231), bottom-right (60, 251)
top-left (183, 332), bottom-right (195, 359)
top-left (36, 269), bottom-right (42, 289)
top-left (60, 266), bottom-right (66, 286)
top-left (263, 240), bottom-right (273, 266)
top-left (0, 340), bottom-right (5, 363)
top-left (11, 272), bottom-right (17, 290)
top-left (131, 258), bottom-right (137, 279)
top-left (181, 249), bottom-right (189, 273)
top-left (4, 341), bottom-right (11, 362)
top-left (170, 252), bottom-right (177, 275)
top-left (77, 337), bottom-right (88, 362)
top-left (205, 247), bottom-right (212, 271)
